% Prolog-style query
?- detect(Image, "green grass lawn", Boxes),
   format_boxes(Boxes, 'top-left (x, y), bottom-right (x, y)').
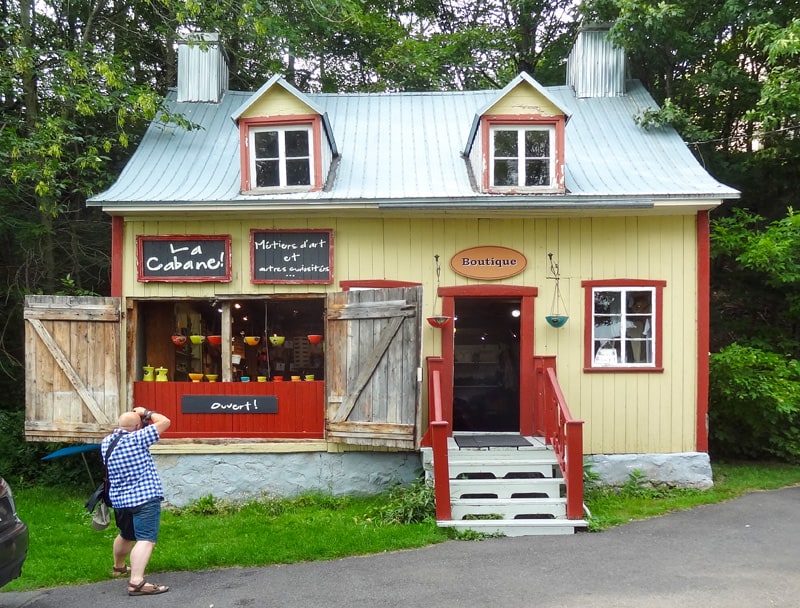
top-left (3, 486), bottom-right (450, 591)
top-left (4, 461), bottom-right (800, 592)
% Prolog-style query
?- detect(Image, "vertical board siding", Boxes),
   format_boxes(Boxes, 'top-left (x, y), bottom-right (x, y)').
top-left (325, 287), bottom-right (420, 448)
top-left (133, 381), bottom-right (324, 438)
top-left (125, 214), bottom-right (698, 455)
top-left (24, 296), bottom-right (121, 442)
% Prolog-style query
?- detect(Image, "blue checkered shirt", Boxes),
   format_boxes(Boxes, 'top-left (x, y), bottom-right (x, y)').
top-left (101, 424), bottom-right (164, 509)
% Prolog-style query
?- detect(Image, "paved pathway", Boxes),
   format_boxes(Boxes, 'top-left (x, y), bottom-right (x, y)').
top-left (2, 486), bottom-right (799, 607)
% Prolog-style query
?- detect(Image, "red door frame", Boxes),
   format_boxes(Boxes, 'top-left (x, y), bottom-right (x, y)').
top-left (438, 285), bottom-right (538, 436)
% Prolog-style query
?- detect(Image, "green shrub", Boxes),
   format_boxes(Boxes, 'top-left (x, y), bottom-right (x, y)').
top-left (709, 344), bottom-right (800, 462)
top-left (0, 410), bottom-right (100, 488)
top-left (365, 478), bottom-right (435, 525)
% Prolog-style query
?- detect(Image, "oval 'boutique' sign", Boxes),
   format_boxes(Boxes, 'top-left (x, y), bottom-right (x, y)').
top-left (450, 246), bottom-right (527, 280)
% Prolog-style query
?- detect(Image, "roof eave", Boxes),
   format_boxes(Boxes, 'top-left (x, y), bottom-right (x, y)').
top-left (88, 192), bottom-right (739, 215)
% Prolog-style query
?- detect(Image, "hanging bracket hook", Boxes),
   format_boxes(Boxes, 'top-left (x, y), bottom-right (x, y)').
top-left (547, 252), bottom-right (560, 281)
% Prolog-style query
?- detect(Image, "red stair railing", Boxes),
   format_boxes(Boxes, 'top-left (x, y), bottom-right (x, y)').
top-left (534, 355), bottom-right (584, 519)
top-left (425, 355), bottom-right (583, 523)
top-left (427, 357), bottom-right (451, 520)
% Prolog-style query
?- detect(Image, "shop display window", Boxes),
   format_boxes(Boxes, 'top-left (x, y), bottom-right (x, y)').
top-left (137, 297), bottom-right (325, 382)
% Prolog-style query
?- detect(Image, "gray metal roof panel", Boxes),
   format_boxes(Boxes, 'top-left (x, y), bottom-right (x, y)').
top-left (89, 81), bottom-right (738, 206)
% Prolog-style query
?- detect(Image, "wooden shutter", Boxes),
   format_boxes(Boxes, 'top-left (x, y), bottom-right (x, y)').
top-left (24, 295), bottom-right (121, 442)
top-left (325, 286), bottom-right (422, 449)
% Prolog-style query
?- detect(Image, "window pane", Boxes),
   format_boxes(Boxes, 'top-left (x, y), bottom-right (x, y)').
top-left (594, 291), bottom-right (622, 350)
top-left (594, 317), bottom-right (622, 340)
top-left (494, 160), bottom-right (517, 186)
top-left (255, 160), bottom-right (279, 187)
top-left (285, 130), bottom-right (309, 157)
top-left (494, 131), bottom-right (518, 157)
top-left (626, 291), bottom-right (653, 363)
top-left (627, 291), bottom-right (652, 314)
top-left (525, 130), bottom-right (549, 157)
top-left (254, 131), bottom-right (278, 159)
top-left (594, 340), bottom-right (620, 366)
top-left (286, 159), bottom-right (311, 186)
top-left (594, 291), bottom-right (621, 314)
top-left (525, 160), bottom-right (550, 186)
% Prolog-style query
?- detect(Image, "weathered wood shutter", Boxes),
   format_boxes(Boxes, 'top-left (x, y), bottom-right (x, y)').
top-left (24, 295), bottom-right (121, 442)
top-left (325, 286), bottom-right (422, 449)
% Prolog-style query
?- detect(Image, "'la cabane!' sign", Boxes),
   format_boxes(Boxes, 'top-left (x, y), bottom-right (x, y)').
top-left (450, 246), bottom-right (527, 280)
top-left (137, 235), bottom-right (232, 282)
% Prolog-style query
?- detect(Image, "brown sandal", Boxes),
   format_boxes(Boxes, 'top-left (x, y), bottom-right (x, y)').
top-left (128, 581), bottom-right (170, 596)
top-left (112, 565), bottom-right (130, 577)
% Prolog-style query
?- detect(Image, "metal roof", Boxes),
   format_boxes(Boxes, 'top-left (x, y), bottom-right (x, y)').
top-left (88, 80), bottom-right (739, 209)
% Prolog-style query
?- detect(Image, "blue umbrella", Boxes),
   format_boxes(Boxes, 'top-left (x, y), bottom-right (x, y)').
top-left (42, 444), bottom-right (101, 487)
top-left (41, 444), bottom-right (100, 460)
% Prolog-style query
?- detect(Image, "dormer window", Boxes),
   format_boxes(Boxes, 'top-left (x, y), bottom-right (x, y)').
top-left (237, 112), bottom-right (329, 194)
top-left (475, 114), bottom-right (566, 194)
top-left (491, 125), bottom-right (555, 188)
top-left (249, 125), bottom-right (313, 189)
top-left (466, 73), bottom-right (568, 195)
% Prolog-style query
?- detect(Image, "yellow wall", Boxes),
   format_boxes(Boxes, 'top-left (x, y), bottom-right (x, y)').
top-left (240, 86), bottom-right (314, 118)
top-left (486, 82), bottom-right (563, 116)
top-left (123, 214), bottom-right (698, 456)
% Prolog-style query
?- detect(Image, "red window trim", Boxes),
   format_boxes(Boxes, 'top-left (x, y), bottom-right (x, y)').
top-left (480, 114), bottom-right (566, 193)
top-left (238, 114), bottom-right (323, 193)
top-left (581, 278), bottom-right (666, 373)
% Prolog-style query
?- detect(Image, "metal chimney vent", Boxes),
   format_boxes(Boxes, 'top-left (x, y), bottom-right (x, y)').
top-left (177, 33), bottom-right (228, 103)
top-left (567, 25), bottom-right (626, 98)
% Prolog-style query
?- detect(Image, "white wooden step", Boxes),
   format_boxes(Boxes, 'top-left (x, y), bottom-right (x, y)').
top-left (451, 497), bottom-right (567, 519)
top-left (448, 435), bottom-right (548, 450)
top-left (447, 445), bottom-right (556, 457)
top-left (448, 458), bottom-right (559, 479)
top-left (450, 477), bottom-right (564, 500)
top-left (438, 519), bottom-right (588, 537)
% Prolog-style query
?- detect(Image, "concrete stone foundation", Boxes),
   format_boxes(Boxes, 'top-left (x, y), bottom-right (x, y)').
top-left (154, 451), bottom-right (423, 508)
top-left (586, 452), bottom-right (713, 489)
top-left (153, 450), bottom-right (712, 507)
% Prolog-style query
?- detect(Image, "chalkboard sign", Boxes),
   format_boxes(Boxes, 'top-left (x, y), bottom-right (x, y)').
top-left (251, 229), bottom-right (333, 284)
top-left (181, 394), bottom-right (278, 414)
top-left (137, 235), bottom-right (231, 282)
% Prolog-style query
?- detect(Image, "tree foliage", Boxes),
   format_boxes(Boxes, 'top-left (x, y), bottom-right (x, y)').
top-left (711, 208), bottom-right (800, 355)
top-left (709, 344), bottom-right (800, 462)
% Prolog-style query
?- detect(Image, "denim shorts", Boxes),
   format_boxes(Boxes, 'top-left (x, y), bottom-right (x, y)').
top-left (115, 497), bottom-right (162, 543)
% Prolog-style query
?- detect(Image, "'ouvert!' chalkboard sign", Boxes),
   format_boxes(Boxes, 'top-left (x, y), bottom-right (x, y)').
top-left (251, 229), bottom-right (333, 284)
top-left (137, 235), bottom-right (232, 282)
top-left (181, 394), bottom-right (278, 414)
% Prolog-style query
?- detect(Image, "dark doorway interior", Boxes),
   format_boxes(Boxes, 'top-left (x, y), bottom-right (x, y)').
top-left (452, 298), bottom-right (521, 432)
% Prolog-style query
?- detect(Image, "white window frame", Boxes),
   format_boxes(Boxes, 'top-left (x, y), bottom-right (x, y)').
top-left (590, 286), bottom-right (657, 369)
top-left (489, 125), bottom-right (555, 189)
top-left (248, 125), bottom-right (314, 190)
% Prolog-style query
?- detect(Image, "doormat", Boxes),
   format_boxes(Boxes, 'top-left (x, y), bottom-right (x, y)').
top-left (454, 435), bottom-right (532, 448)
